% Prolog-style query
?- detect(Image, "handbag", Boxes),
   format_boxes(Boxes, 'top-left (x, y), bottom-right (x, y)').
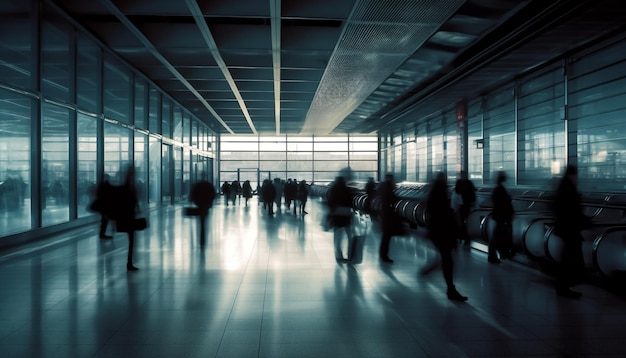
top-left (134, 218), bottom-right (148, 231)
top-left (184, 207), bottom-right (201, 216)
top-left (116, 218), bottom-right (147, 232)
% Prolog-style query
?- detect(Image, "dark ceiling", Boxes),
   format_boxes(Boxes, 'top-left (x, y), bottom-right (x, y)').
top-left (50, 0), bottom-right (626, 135)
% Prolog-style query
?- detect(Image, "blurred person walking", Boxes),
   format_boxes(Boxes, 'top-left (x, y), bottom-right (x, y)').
top-left (296, 180), bottom-right (309, 214)
top-left (488, 171), bottom-right (514, 264)
top-left (425, 172), bottom-right (467, 301)
top-left (327, 176), bottom-right (354, 262)
top-left (454, 170), bottom-right (476, 246)
top-left (242, 180), bottom-right (253, 206)
top-left (190, 172), bottom-right (216, 246)
top-left (113, 166), bottom-right (145, 271)
top-left (378, 174), bottom-right (399, 263)
top-left (261, 179), bottom-right (276, 215)
top-left (553, 165), bottom-right (591, 298)
top-left (221, 181), bottom-right (231, 206)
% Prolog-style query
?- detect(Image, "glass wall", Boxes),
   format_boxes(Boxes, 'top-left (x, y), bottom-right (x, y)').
top-left (220, 135), bottom-right (378, 185)
top-left (41, 103), bottom-right (70, 226)
top-left (569, 38), bottom-right (626, 191)
top-left (0, 3), bottom-right (216, 240)
top-left (0, 89), bottom-right (31, 236)
top-left (77, 113), bottom-right (97, 218)
top-left (0, 1), bottom-right (32, 90)
top-left (379, 34), bottom-right (626, 192)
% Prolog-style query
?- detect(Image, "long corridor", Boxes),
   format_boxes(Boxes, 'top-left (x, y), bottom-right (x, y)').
top-left (0, 196), bottom-right (625, 357)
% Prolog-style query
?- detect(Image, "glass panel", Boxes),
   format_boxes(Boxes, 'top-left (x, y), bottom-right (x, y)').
top-left (42, 103), bottom-right (69, 226)
top-left (103, 122), bottom-right (130, 185)
top-left (174, 147), bottom-right (182, 201)
top-left (287, 152), bottom-right (312, 161)
top-left (467, 106), bottom-right (483, 182)
top-left (259, 160), bottom-right (286, 173)
top-left (173, 106), bottom-right (182, 143)
top-left (103, 55), bottom-right (130, 123)
top-left (42, 15), bottom-right (71, 102)
top-left (183, 149), bottom-right (190, 200)
top-left (287, 160), bottom-right (313, 171)
top-left (259, 141), bottom-right (286, 151)
top-left (162, 99), bottom-right (171, 138)
top-left (314, 140), bottom-right (348, 152)
top-left (445, 122), bottom-right (460, 181)
top-left (287, 141), bottom-right (312, 151)
top-left (148, 137), bottom-right (161, 204)
top-left (0, 1), bottom-right (31, 89)
top-left (191, 121), bottom-right (198, 147)
top-left (77, 35), bottom-right (99, 112)
top-left (314, 152), bottom-right (348, 161)
top-left (160, 143), bottom-right (170, 204)
top-left (259, 152), bottom-right (286, 161)
top-left (416, 135), bottom-right (427, 182)
top-left (77, 113), bottom-right (97, 218)
top-left (0, 90), bottom-right (31, 235)
top-left (134, 132), bottom-right (148, 204)
top-left (221, 141), bottom-right (258, 151)
top-left (149, 88), bottom-right (160, 133)
top-left (134, 80), bottom-right (146, 129)
top-left (182, 115), bottom-right (190, 145)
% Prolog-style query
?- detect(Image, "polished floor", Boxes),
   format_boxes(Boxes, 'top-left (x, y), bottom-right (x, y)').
top-left (0, 196), bottom-right (625, 358)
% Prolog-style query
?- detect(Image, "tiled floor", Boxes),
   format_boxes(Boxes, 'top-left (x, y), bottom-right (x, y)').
top-left (1, 196), bottom-right (625, 357)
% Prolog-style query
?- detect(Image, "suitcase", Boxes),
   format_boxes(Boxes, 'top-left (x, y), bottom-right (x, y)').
top-left (348, 235), bottom-right (365, 264)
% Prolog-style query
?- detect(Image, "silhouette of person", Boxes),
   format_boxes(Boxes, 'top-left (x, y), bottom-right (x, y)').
top-left (285, 178), bottom-right (297, 210)
top-left (488, 171), bottom-right (514, 263)
top-left (296, 180), bottom-right (309, 214)
top-left (261, 179), bottom-right (276, 215)
top-left (553, 165), bottom-right (591, 298)
top-left (92, 174), bottom-right (113, 239)
top-left (273, 178), bottom-right (284, 210)
top-left (221, 181), bottom-right (231, 206)
top-left (327, 176), bottom-right (354, 262)
top-left (231, 180), bottom-right (241, 205)
top-left (242, 180), bottom-right (253, 206)
top-left (426, 172), bottom-right (467, 301)
top-left (455, 170), bottom-right (476, 246)
top-left (190, 172), bottom-right (216, 246)
top-left (378, 174), bottom-right (398, 263)
top-left (114, 166), bottom-right (141, 271)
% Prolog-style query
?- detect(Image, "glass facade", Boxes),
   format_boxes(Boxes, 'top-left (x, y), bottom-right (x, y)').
top-left (0, 5), bottom-right (216, 239)
top-left (379, 34), bottom-right (626, 191)
top-left (220, 135), bottom-right (378, 186)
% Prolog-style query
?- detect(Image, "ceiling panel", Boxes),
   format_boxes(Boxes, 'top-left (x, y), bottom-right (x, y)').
top-left (48, 0), bottom-right (626, 135)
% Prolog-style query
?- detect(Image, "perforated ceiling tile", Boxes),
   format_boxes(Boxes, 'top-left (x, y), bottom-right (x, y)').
top-left (301, 0), bottom-right (464, 134)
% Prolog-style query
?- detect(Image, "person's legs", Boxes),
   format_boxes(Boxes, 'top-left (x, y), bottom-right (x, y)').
top-left (99, 216), bottom-right (111, 239)
top-left (438, 244), bottom-right (467, 301)
top-left (379, 231), bottom-right (392, 262)
top-left (127, 231), bottom-right (138, 271)
top-left (199, 213), bottom-right (207, 246)
top-left (333, 227), bottom-right (345, 260)
top-left (488, 223), bottom-right (501, 263)
top-left (556, 242), bottom-right (584, 298)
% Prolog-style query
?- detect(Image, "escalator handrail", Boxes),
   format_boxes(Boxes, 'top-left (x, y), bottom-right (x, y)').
top-left (591, 225), bottom-right (626, 277)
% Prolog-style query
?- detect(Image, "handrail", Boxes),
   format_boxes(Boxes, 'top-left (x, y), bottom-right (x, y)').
top-left (591, 225), bottom-right (626, 277)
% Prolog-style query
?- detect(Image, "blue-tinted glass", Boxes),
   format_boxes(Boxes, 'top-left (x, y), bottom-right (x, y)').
top-left (0, 89), bottom-right (31, 235)
top-left (0, 2), bottom-right (32, 90)
top-left (42, 16), bottom-right (71, 102)
top-left (42, 103), bottom-right (70, 226)
top-left (77, 35), bottom-right (99, 113)
top-left (77, 113), bottom-right (97, 218)
top-left (103, 56), bottom-right (130, 123)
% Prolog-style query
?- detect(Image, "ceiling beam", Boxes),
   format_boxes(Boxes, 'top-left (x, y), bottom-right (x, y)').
top-left (270, 0), bottom-right (281, 135)
top-left (99, 0), bottom-right (234, 134)
top-left (185, 0), bottom-right (258, 135)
